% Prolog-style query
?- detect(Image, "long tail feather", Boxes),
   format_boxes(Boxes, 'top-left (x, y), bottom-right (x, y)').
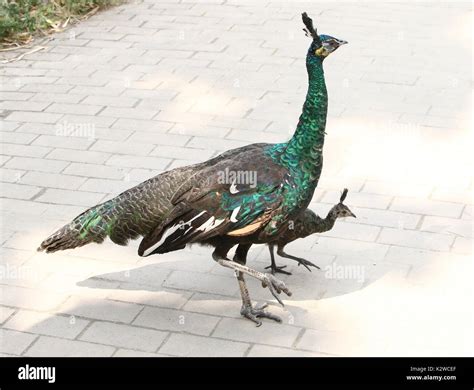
top-left (37, 204), bottom-right (121, 253)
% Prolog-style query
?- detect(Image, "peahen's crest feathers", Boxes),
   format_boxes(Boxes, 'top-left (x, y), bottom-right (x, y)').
top-left (302, 12), bottom-right (322, 47)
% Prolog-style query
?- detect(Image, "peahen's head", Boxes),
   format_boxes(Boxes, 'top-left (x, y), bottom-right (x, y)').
top-left (330, 189), bottom-right (356, 219)
top-left (317, 35), bottom-right (348, 57)
top-left (302, 12), bottom-right (347, 60)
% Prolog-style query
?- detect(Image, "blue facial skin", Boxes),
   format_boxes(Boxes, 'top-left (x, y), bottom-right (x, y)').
top-left (318, 34), bottom-right (348, 56)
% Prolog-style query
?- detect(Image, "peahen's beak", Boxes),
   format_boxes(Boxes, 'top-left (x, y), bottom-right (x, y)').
top-left (338, 40), bottom-right (348, 46)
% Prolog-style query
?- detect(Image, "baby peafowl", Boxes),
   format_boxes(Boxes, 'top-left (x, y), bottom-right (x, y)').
top-left (38, 13), bottom-right (348, 326)
top-left (264, 188), bottom-right (356, 275)
top-left (208, 189), bottom-right (355, 279)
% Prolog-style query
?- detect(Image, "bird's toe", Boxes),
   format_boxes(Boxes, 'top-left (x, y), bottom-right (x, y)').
top-left (240, 304), bottom-right (282, 326)
top-left (261, 273), bottom-right (292, 305)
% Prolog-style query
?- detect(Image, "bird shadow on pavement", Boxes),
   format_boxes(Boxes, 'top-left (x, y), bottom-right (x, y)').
top-left (75, 241), bottom-right (407, 325)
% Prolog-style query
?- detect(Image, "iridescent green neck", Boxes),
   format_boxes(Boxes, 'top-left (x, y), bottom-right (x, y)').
top-left (289, 59), bottom-right (327, 157)
top-left (279, 56), bottom-right (327, 176)
top-left (262, 46), bottom-right (329, 232)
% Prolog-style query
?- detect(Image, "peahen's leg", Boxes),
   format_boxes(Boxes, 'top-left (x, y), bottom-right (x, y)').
top-left (236, 271), bottom-right (282, 326)
top-left (233, 243), bottom-right (252, 265)
top-left (265, 244), bottom-right (291, 275)
top-left (212, 243), bottom-right (291, 324)
top-left (216, 258), bottom-right (292, 306)
top-left (234, 244), bottom-right (282, 324)
top-left (276, 245), bottom-right (320, 271)
top-left (212, 241), bottom-right (235, 262)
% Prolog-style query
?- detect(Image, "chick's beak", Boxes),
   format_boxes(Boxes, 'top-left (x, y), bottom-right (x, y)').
top-left (349, 211), bottom-right (356, 218)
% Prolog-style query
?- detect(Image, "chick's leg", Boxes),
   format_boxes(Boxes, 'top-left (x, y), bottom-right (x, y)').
top-left (265, 244), bottom-right (291, 275)
top-left (277, 245), bottom-right (320, 271)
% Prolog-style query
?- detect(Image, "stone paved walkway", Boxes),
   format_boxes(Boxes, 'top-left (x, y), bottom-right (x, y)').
top-left (0, 0), bottom-right (472, 357)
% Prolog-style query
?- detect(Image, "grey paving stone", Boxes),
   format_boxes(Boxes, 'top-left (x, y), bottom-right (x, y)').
top-left (105, 155), bottom-right (170, 170)
top-left (0, 306), bottom-right (15, 324)
top-left (212, 318), bottom-right (302, 348)
top-left (133, 306), bottom-right (220, 336)
top-left (390, 197), bottom-right (463, 218)
top-left (247, 344), bottom-right (325, 357)
top-left (25, 336), bottom-right (115, 357)
top-left (5, 111), bottom-right (63, 124)
top-left (163, 270), bottom-right (239, 297)
top-left (64, 162), bottom-right (125, 179)
top-left (4, 310), bottom-right (89, 339)
top-left (35, 188), bottom-right (105, 207)
top-left (32, 135), bottom-right (95, 150)
top-left (0, 131), bottom-right (38, 145)
top-left (0, 329), bottom-right (37, 355)
top-left (2, 144), bottom-right (52, 158)
top-left (378, 227), bottom-right (454, 252)
top-left (0, 285), bottom-right (66, 311)
top-left (5, 157), bottom-right (68, 173)
top-left (1, 183), bottom-right (42, 200)
top-left (159, 333), bottom-right (249, 357)
top-left (58, 296), bottom-right (142, 323)
top-left (80, 322), bottom-right (168, 352)
top-left (46, 148), bottom-right (110, 164)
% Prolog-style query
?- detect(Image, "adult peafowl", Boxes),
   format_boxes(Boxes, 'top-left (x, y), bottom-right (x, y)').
top-left (38, 13), bottom-right (347, 325)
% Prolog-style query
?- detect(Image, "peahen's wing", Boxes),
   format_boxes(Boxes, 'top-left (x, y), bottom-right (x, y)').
top-left (138, 148), bottom-right (289, 256)
top-left (38, 143), bottom-right (270, 253)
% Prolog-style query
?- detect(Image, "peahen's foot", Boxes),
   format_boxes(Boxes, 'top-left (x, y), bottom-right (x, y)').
top-left (265, 264), bottom-right (292, 275)
top-left (260, 273), bottom-right (292, 306)
top-left (296, 258), bottom-right (321, 271)
top-left (240, 303), bottom-right (282, 327)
